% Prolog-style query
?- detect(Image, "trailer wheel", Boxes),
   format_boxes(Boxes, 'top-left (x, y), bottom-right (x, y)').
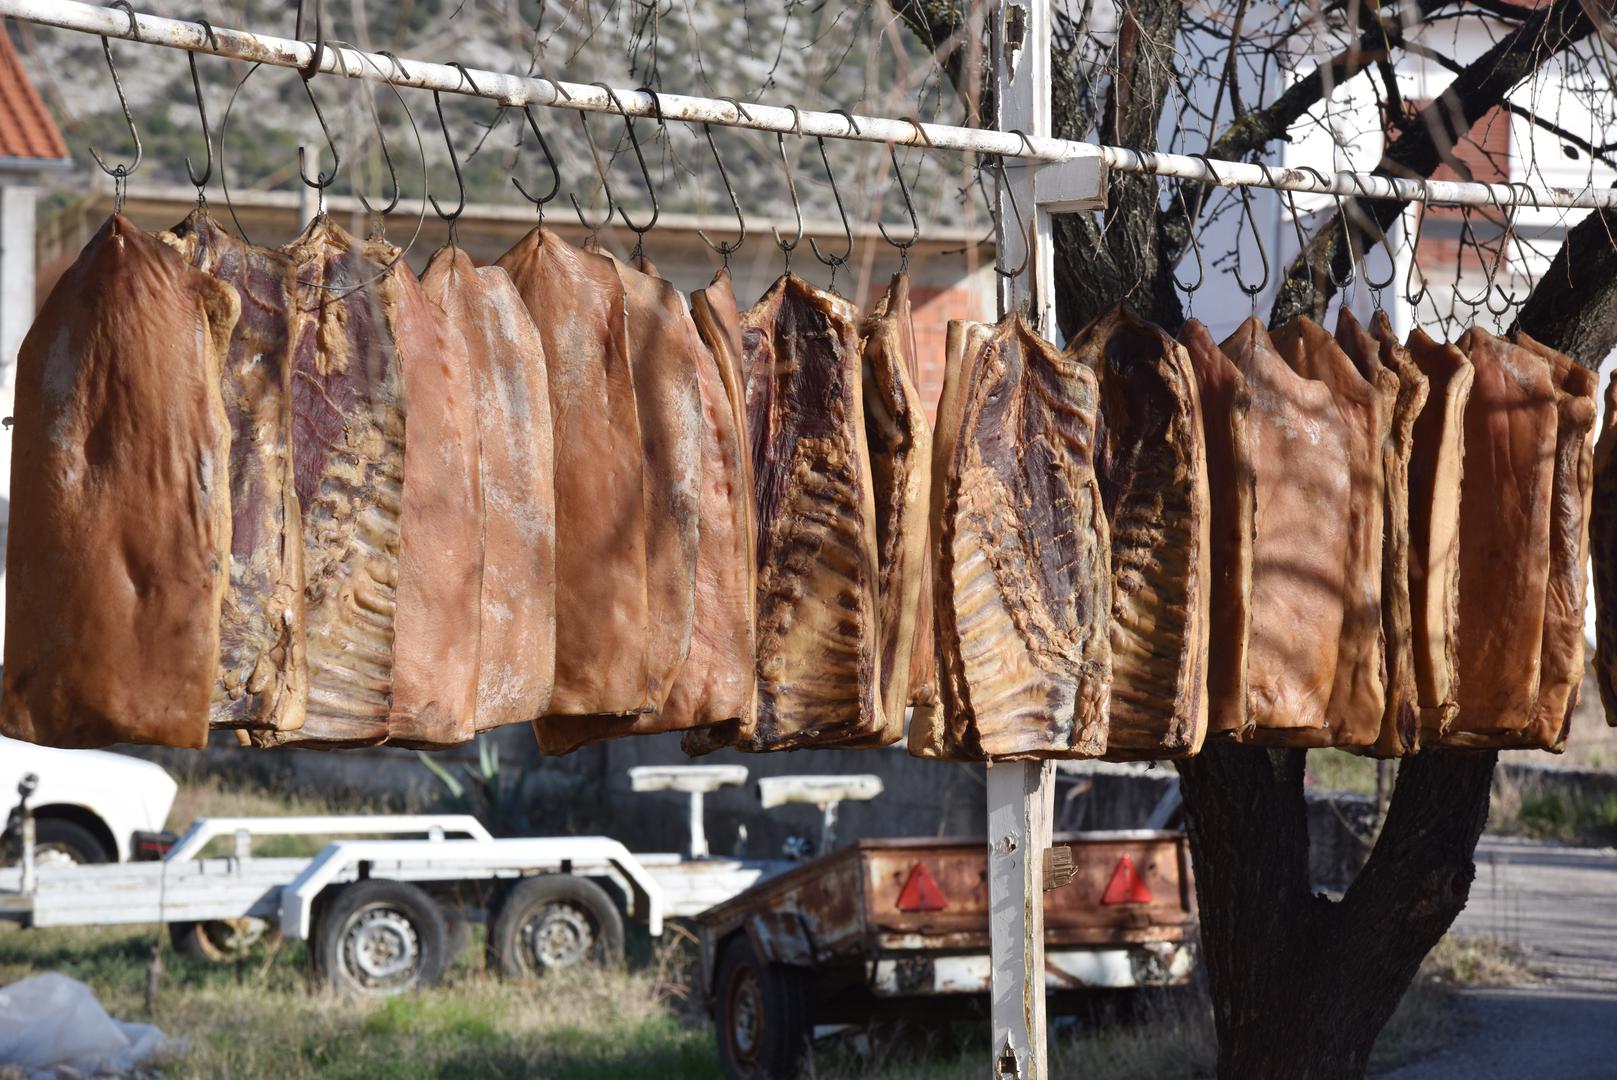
top-left (170, 918), bottom-right (269, 961)
top-left (487, 875), bottom-right (624, 978)
top-left (314, 880), bottom-right (448, 996)
top-left (713, 935), bottom-right (811, 1080)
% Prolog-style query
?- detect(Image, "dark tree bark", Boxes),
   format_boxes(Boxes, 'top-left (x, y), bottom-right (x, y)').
top-left (896, 4), bottom-right (1615, 1077)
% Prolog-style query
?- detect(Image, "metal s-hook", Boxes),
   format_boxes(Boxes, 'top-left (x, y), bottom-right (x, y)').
top-left (183, 19), bottom-right (217, 199)
top-left (878, 143), bottom-right (919, 270)
top-left (1342, 177), bottom-right (1396, 297)
top-left (808, 135), bottom-right (853, 286)
top-left (1234, 182), bottom-right (1270, 298)
top-left (88, 2), bottom-right (142, 214)
top-left (1173, 184), bottom-right (1206, 295)
top-left (428, 90), bottom-right (466, 243)
top-left (696, 123), bottom-right (746, 266)
top-left (512, 105), bottom-right (562, 219)
top-left (292, 0), bottom-right (338, 195)
top-left (352, 80), bottom-right (402, 219)
top-left (612, 85), bottom-right (662, 257)
top-left (991, 155), bottom-right (1031, 281)
top-left (771, 110), bottom-right (805, 267)
top-left (1404, 179), bottom-right (1431, 308)
top-left (570, 107), bottom-right (617, 236)
top-left (1452, 206), bottom-right (1492, 311)
top-left (1481, 186), bottom-right (1519, 317)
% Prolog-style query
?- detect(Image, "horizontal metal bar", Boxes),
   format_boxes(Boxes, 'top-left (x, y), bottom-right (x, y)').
top-left (3, 0), bottom-right (1614, 211)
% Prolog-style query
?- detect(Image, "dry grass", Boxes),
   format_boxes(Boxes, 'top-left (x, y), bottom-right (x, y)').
top-left (1422, 933), bottom-right (1537, 988)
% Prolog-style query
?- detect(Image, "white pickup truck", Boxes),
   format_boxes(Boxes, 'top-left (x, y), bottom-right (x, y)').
top-left (0, 735), bottom-right (178, 864)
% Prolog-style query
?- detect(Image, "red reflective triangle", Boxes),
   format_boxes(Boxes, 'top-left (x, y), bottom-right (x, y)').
top-left (1100, 856), bottom-right (1154, 905)
top-left (895, 861), bottom-right (948, 912)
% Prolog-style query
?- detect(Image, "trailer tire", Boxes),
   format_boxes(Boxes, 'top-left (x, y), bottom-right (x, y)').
top-left (313, 880), bottom-right (448, 996)
top-left (170, 918), bottom-right (269, 962)
top-left (713, 935), bottom-right (811, 1080)
top-left (487, 875), bottom-right (624, 978)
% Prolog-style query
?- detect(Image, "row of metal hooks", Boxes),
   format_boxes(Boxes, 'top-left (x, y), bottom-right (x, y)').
top-left (83, 0), bottom-right (956, 292)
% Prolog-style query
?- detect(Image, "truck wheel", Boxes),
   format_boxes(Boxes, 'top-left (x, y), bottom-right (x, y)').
top-left (488, 875), bottom-right (624, 978)
top-left (714, 935), bottom-right (811, 1080)
top-left (32, 819), bottom-right (111, 865)
top-left (314, 880), bottom-right (448, 996)
top-left (170, 918), bottom-right (269, 961)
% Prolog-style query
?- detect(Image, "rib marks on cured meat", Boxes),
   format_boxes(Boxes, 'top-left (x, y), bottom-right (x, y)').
top-left (1178, 319), bottom-right (1254, 741)
top-left (928, 315), bottom-right (1111, 761)
top-left (860, 273), bottom-right (933, 748)
top-left (1443, 328), bottom-right (1556, 746)
top-left (1334, 309), bottom-right (1428, 757)
top-left (2, 215), bottom-right (237, 749)
top-left (1404, 329), bottom-right (1472, 738)
top-left (256, 219), bottom-right (408, 748)
top-left (421, 246), bottom-right (554, 732)
top-left (496, 228), bottom-right (652, 719)
top-left (744, 274), bottom-right (884, 750)
top-left (1219, 319), bottom-right (1350, 744)
top-left (162, 208), bottom-right (306, 735)
top-left (1509, 333), bottom-right (1594, 752)
top-left (1270, 317), bottom-right (1387, 747)
top-left (1067, 307), bottom-right (1209, 760)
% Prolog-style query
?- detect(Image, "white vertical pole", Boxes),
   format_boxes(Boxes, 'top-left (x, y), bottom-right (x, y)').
top-left (990, 3), bottom-right (1055, 1079)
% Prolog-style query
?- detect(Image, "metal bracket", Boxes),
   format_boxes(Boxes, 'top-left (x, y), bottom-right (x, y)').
top-left (1034, 149), bottom-right (1109, 212)
top-left (1042, 845), bottom-right (1076, 892)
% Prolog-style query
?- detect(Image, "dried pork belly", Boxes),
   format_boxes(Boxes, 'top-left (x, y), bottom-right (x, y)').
top-left (1506, 333), bottom-right (1594, 751)
top-left (2, 215), bottom-right (236, 749)
top-left (744, 274), bottom-right (884, 750)
top-left (421, 246), bottom-right (555, 732)
top-left (1441, 328), bottom-right (1557, 747)
top-left (929, 314), bottom-right (1111, 761)
top-left (1067, 307), bottom-right (1209, 760)
top-left (162, 208), bottom-right (306, 735)
top-left (1219, 318), bottom-right (1350, 744)
top-left (496, 228), bottom-right (652, 718)
top-left (859, 272), bottom-right (934, 748)
top-left (1334, 309), bottom-right (1429, 756)
top-left (1270, 316), bottom-right (1387, 747)
top-left (1403, 329), bottom-right (1472, 739)
top-left (1177, 319), bottom-right (1255, 741)
top-left (909, 319), bottom-right (995, 761)
top-left (1593, 371), bottom-right (1617, 726)
top-left (682, 270), bottom-right (760, 757)
top-left (541, 258), bottom-right (744, 755)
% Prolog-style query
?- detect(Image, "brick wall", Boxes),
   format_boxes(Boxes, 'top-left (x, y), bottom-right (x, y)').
top-left (861, 280), bottom-right (986, 421)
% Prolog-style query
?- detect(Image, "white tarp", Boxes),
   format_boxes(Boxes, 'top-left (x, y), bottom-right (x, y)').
top-left (0, 971), bottom-right (183, 1078)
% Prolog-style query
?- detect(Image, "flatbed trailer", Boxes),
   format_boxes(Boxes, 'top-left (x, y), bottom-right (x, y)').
top-left (696, 830), bottom-right (1196, 1079)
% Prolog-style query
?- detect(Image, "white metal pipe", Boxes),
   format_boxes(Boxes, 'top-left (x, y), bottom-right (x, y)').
top-left (6, 0), bottom-right (1615, 212)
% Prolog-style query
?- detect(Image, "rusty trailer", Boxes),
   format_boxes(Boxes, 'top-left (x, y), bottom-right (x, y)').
top-left (695, 829), bottom-right (1195, 1078)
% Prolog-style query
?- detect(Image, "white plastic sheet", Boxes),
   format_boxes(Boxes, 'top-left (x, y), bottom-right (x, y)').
top-left (0, 972), bottom-right (183, 1077)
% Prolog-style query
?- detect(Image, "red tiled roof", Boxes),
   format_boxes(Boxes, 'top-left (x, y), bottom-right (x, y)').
top-left (0, 24), bottom-right (68, 163)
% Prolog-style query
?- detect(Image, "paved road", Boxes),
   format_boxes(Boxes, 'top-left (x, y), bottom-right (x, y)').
top-left (1378, 837), bottom-right (1617, 1079)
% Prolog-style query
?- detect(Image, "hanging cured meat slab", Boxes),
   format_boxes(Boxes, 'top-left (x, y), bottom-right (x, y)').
top-left (1507, 332), bottom-right (1594, 752)
top-left (744, 274), bottom-right (885, 750)
top-left (1443, 327), bottom-right (1557, 747)
top-left (1403, 328), bottom-right (1472, 739)
top-left (496, 228), bottom-right (653, 719)
top-left (162, 208), bottom-right (306, 736)
top-left (1219, 318), bottom-right (1350, 745)
top-left (421, 246), bottom-right (555, 732)
top-left (859, 272), bottom-right (934, 748)
top-left (1270, 316), bottom-right (1387, 748)
top-left (2, 215), bottom-right (237, 749)
top-left (1334, 309), bottom-right (1428, 757)
top-left (927, 314), bottom-right (1112, 761)
top-left (540, 256), bottom-right (741, 755)
top-left (1178, 319), bottom-right (1255, 741)
top-left (1067, 306), bottom-right (1209, 761)
top-left (1593, 371), bottom-right (1617, 727)
top-left (683, 269), bottom-right (760, 756)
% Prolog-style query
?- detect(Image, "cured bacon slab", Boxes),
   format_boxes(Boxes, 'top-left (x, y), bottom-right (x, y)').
top-left (540, 257), bottom-right (740, 755)
top-left (162, 208), bottom-right (306, 735)
top-left (929, 315), bottom-right (1111, 761)
top-left (1404, 329), bottom-right (1472, 738)
top-left (496, 228), bottom-right (652, 718)
top-left (1593, 371), bottom-right (1617, 726)
top-left (1220, 319), bottom-right (1350, 744)
top-left (1067, 307), bottom-right (1209, 760)
top-left (421, 246), bottom-right (554, 732)
top-left (2, 215), bottom-right (237, 749)
top-left (744, 274), bottom-right (884, 750)
top-left (1178, 319), bottom-right (1254, 741)
top-left (859, 273), bottom-right (933, 748)
top-left (1443, 328), bottom-right (1557, 746)
top-left (1334, 309), bottom-right (1428, 756)
top-left (683, 270), bottom-right (760, 756)
top-left (1510, 333), bottom-right (1595, 751)
top-left (1270, 317), bottom-right (1387, 747)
